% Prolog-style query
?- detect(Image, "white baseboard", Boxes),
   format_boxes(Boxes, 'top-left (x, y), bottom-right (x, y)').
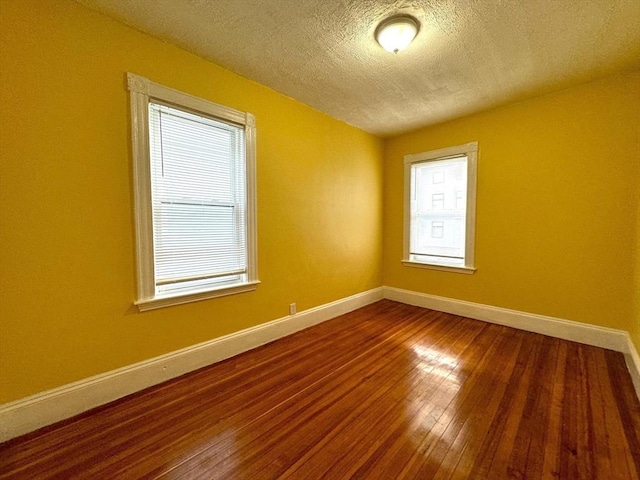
top-left (0, 287), bottom-right (384, 443)
top-left (625, 335), bottom-right (640, 397)
top-left (383, 286), bottom-right (640, 398)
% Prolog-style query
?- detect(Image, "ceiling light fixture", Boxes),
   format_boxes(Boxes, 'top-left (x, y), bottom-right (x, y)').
top-left (375, 14), bottom-right (420, 54)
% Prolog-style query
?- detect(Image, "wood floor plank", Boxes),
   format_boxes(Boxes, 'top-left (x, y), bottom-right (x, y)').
top-left (584, 346), bottom-right (617, 479)
top-left (3, 302), bottom-right (409, 479)
top-left (410, 326), bottom-right (524, 480)
top-left (560, 343), bottom-right (595, 480)
top-left (276, 315), bottom-right (477, 479)
top-left (157, 309), bottom-right (457, 478)
top-left (120, 303), bottom-right (439, 479)
top-left (606, 349), bottom-right (640, 478)
top-left (1, 300), bottom-right (639, 480)
top-left (105, 306), bottom-right (422, 478)
top-left (281, 315), bottom-right (490, 480)
top-left (504, 336), bottom-right (559, 479)
top-left (409, 327), bottom-right (535, 480)
top-left (344, 323), bottom-right (518, 480)
top-left (465, 329), bottom-right (542, 479)
top-left (446, 331), bottom-right (544, 480)
top-left (0, 303), bottom-right (385, 471)
top-left (540, 340), bottom-right (567, 478)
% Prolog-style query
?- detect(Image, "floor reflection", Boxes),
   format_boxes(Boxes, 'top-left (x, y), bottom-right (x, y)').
top-left (411, 344), bottom-right (461, 386)
top-left (400, 342), bottom-right (467, 472)
top-left (161, 427), bottom-right (238, 479)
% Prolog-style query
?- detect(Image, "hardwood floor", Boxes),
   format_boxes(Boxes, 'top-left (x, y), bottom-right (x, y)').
top-left (1, 300), bottom-right (639, 479)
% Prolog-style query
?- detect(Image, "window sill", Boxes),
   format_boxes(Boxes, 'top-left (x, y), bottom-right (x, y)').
top-left (135, 280), bottom-right (260, 312)
top-left (402, 260), bottom-right (476, 275)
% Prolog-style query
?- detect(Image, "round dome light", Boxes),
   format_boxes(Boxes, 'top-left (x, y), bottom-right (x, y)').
top-left (375, 15), bottom-right (420, 54)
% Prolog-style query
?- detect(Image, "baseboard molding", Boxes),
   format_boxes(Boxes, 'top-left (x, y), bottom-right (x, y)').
top-left (383, 286), bottom-right (640, 398)
top-left (625, 335), bottom-right (640, 397)
top-left (0, 287), bottom-right (384, 443)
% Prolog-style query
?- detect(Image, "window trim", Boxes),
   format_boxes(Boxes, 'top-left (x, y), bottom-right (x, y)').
top-left (402, 141), bottom-right (478, 274)
top-left (127, 73), bottom-right (259, 311)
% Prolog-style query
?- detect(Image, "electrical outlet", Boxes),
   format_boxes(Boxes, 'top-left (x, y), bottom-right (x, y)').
top-left (289, 303), bottom-right (297, 315)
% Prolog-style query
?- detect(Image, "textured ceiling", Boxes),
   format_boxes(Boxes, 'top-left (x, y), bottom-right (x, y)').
top-left (78, 0), bottom-right (640, 136)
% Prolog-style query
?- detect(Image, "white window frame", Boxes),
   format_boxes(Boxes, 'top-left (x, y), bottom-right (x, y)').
top-left (127, 73), bottom-right (259, 311)
top-left (402, 141), bottom-right (478, 274)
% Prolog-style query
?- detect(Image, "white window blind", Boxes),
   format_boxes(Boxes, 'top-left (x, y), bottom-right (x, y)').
top-left (128, 73), bottom-right (258, 310)
top-left (148, 103), bottom-right (247, 294)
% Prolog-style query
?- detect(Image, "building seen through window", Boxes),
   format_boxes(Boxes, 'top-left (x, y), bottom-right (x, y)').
top-left (411, 157), bottom-right (467, 264)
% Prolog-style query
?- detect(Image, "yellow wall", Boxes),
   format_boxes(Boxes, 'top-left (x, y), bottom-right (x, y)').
top-left (384, 70), bottom-right (640, 351)
top-left (0, 0), bottom-right (383, 403)
top-left (634, 153), bottom-right (640, 353)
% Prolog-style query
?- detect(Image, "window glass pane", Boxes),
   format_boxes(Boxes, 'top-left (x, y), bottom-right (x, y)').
top-left (431, 221), bottom-right (444, 238)
top-left (432, 193), bottom-right (444, 209)
top-left (410, 156), bottom-right (467, 262)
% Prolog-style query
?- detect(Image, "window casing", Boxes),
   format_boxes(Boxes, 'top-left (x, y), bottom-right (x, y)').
top-left (128, 73), bottom-right (258, 310)
top-left (403, 142), bottom-right (477, 274)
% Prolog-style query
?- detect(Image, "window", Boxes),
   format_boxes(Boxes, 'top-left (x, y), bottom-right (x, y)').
top-left (431, 221), bottom-right (444, 238)
top-left (128, 73), bottom-right (258, 310)
top-left (403, 142), bottom-right (477, 273)
top-left (432, 193), bottom-right (445, 209)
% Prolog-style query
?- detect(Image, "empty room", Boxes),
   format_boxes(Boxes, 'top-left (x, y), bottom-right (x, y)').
top-left (1, 0), bottom-right (639, 478)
